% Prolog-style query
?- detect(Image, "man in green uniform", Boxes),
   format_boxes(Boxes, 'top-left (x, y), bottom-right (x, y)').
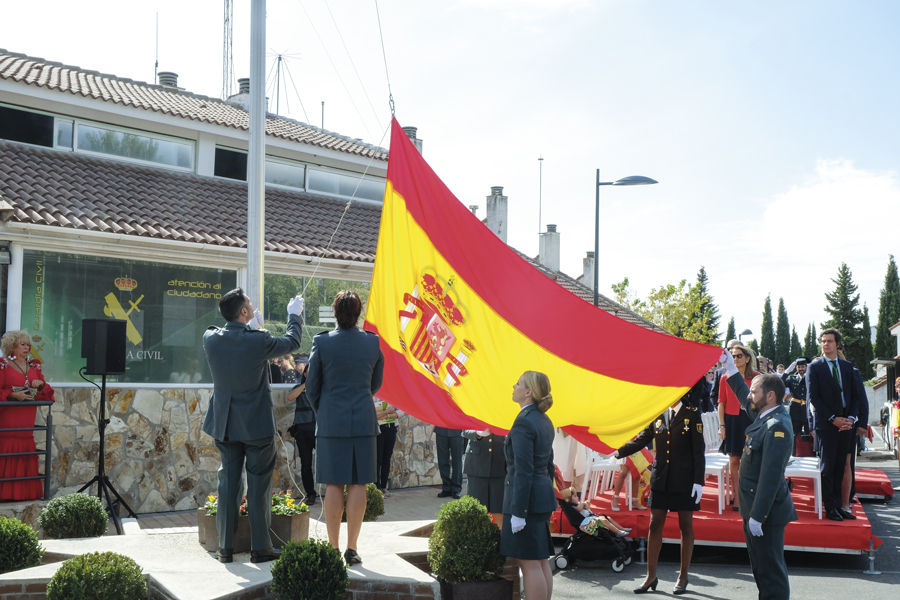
top-left (781, 358), bottom-right (809, 437)
top-left (721, 350), bottom-right (798, 600)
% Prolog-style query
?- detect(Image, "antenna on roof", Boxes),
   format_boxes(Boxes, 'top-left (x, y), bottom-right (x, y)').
top-left (222, 0), bottom-right (235, 98)
top-left (264, 50), bottom-right (309, 122)
top-left (154, 13), bottom-right (159, 84)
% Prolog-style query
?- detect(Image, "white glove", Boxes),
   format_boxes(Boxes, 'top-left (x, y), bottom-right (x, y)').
top-left (748, 517), bottom-right (764, 537)
top-left (720, 350), bottom-right (738, 377)
top-left (248, 309), bottom-right (265, 330)
top-left (510, 515), bottom-right (526, 534)
top-left (287, 295), bottom-right (305, 316)
top-left (691, 483), bottom-right (703, 503)
top-left (785, 359), bottom-right (797, 375)
top-left (476, 429), bottom-right (490, 438)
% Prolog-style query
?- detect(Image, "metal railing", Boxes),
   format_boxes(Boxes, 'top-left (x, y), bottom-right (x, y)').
top-left (0, 400), bottom-right (53, 501)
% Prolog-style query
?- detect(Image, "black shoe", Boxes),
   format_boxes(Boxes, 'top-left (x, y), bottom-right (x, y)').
top-left (825, 509), bottom-right (844, 522)
top-left (250, 547), bottom-right (282, 564)
top-left (851, 498), bottom-right (859, 504)
top-left (451, 493), bottom-right (461, 500)
top-left (215, 548), bottom-right (233, 563)
top-left (673, 581), bottom-right (689, 595)
top-left (633, 577), bottom-right (658, 594)
top-left (437, 491), bottom-right (452, 498)
top-left (303, 495), bottom-right (317, 506)
top-left (837, 508), bottom-right (857, 520)
top-left (344, 548), bottom-right (362, 565)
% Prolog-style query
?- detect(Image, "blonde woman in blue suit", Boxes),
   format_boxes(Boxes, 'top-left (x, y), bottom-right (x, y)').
top-left (501, 371), bottom-right (556, 600)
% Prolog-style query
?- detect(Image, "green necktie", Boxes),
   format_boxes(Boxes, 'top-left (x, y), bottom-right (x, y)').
top-left (831, 360), bottom-right (844, 416)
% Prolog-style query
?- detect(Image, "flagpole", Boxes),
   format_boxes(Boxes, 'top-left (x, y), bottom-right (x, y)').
top-left (247, 0), bottom-right (266, 312)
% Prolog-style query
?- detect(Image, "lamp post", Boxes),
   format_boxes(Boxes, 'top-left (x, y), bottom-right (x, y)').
top-left (739, 329), bottom-right (753, 343)
top-left (594, 172), bottom-right (658, 306)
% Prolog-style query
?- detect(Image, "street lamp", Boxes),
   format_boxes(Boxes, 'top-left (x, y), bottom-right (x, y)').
top-left (594, 172), bottom-right (658, 306)
top-left (739, 329), bottom-right (753, 343)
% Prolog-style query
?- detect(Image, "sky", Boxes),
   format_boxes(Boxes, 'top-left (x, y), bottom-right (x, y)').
top-left (3, 0), bottom-right (899, 348)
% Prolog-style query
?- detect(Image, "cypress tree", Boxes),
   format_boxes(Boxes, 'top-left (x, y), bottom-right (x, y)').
top-left (759, 295), bottom-right (776, 360)
top-left (804, 323), bottom-right (819, 359)
top-left (790, 326), bottom-right (803, 363)
top-left (821, 263), bottom-right (865, 369)
top-left (748, 339), bottom-right (759, 354)
top-left (725, 316), bottom-right (736, 346)
top-left (874, 255), bottom-right (900, 359)
top-left (860, 305), bottom-right (875, 379)
top-left (774, 298), bottom-right (791, 366)
top-left (695, 266), bottom-right (720, 344)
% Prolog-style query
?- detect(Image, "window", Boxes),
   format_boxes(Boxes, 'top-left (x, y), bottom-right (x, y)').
top-left (20, 251), bottom-right (236, 383)
top-left (214, 147), bottom-right (248, 181)
top-left (55, 120), bottom-right (73, 149)
top-left (265, 159), bottom-right (305, 189)
top-left (76, 124), bottom-right (193, 169)
top-left (308, 168), bottom-right (385, 202)
top-left (0, 105), bottom-right (54, 147)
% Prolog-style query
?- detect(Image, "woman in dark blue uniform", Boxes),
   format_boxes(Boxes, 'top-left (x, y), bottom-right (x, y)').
top-left (616, 379), bottom-right (706, 595)
top-left (500, 371), bottom-right (556, 600)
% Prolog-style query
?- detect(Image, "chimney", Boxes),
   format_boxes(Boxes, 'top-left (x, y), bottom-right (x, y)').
top-left (468, 205), bottom-right (478, 216)
top-left (486, 186), bottom-right (508, 243)
top-left (539, 224), bottom-right (560, 273)
top-left (403, 126), bottom-right (424, 154)
top-left (226, 77), bottom-right (252, 112)
top-left (238, 78), bottom-right (250, 94)
top-left (582, 251), bottom-right (595, 290)
top-left (157, 71), bottom-right (179, 88)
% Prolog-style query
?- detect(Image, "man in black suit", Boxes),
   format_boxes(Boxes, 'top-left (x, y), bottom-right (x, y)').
top-left (806, 328), bottom-right (861, 521)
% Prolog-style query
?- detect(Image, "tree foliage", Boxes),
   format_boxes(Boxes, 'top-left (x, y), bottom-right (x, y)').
top-left (725, 316), bottom-right (736, 346)
top-left (821, 263), bottom-right (868, 371)
top-left (759, 295), bottom-right (775, 360)
top-left (790, 326), bottom-right (803, 363)
top-left (774, 298), bottom-right (791, 366)
top-left (874, 255), bottom-right (900, 359)
top-left (695, 267), bottom-right (720, 344)
top-left (860, 305), bottom-right (875, 379)
top-left (612, 277), bottom-right (717, 343)
top-left (804, 323), bottom-right (819, 359)
top-left (747, 339), bottom-right (759, 354)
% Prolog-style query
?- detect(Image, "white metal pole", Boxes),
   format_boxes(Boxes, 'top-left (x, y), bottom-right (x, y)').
top-left (247, 0), bottom-right (266, 313)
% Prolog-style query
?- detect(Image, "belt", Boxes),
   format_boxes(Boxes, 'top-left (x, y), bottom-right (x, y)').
top-left (791, 398), bottom-right (806, 405)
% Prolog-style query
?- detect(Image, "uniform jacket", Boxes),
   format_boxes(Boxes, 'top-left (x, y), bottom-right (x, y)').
top-left (806, 357), bottom-right (860, 430)
top-left (502, 404), bottom-right (556, 518)
top-left (202, 314), bottom-right (301, 441)
top-left (291, 370), bottom-right (315, 427)
top-left (305, 327), bottom-right (384, 438)
top-left (462, 430), bottom-right (507, 478)
top-left (726, 373), bottom-right (798, 525)
top-left (781, 371), bottom-right (808, 424)
top-left (618, 405), bottom-right (704, 493)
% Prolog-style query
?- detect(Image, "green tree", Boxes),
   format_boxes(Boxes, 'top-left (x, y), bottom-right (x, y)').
top-left (821, 263), bottom-right (866, 369)
top-left (859, 304), bottom-right (875, 378)
top-left (725, 316), bottom-right (736, 346)
top-left (747, 339), bottom-right (759, 354)
top-left (804, 323), bottom-right (819, 358)
top-left (789, 326), bottom-right (803, 363)
top-left (611, 277), bottom-right (716, 343)
top-left (759, 295), bottom-right (775, 360)
top-left (874, 255), bottom-right (900, 359)
top-left (774, 298), bottom-right (791, 366)
top-left (694, 266), bottom-right (720, 344)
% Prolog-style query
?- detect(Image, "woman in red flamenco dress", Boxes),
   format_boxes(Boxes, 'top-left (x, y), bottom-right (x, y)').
top-left (0, 330), bottom-right (54, 501)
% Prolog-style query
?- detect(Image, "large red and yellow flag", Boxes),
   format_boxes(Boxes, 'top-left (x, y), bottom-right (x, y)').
top-left (364, 118), bottom-right (721, 452)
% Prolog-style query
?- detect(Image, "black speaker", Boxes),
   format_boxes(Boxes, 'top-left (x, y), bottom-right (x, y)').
top-left (81, 319), bottom-right (127, 375)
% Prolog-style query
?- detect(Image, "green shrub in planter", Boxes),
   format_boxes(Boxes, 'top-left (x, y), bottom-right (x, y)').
top-left (428, 495), bottom-right (505, 583)
top-left (340, 483), bottom-right (385, 523)
top-left (46, 551), bottom-right (146, 600)
top-left (270, 538), bottom-right (349, 600)
top-left (38, 493), bottom-right (108, 539)
top-left (0, 516), bottom-right (44, 574)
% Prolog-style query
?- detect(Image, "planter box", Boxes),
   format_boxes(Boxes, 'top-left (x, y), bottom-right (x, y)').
top-left (439, 577), bottom-right (514, 600)
top-left (197, 508), bottom-right (309, 553)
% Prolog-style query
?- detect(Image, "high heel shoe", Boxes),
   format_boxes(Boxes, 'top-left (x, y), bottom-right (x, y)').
top-left (673, 580), bottom-right (689, 595)
top-left (611, 499), bottom-right (621, 512)
top-left (633, 578), bottom-right (658, 594)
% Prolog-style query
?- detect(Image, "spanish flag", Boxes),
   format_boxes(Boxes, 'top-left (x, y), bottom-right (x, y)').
top-left (364, 118), bottom-right (721, 452)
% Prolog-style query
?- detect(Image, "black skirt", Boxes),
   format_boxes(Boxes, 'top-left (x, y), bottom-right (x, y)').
top-left (649, 489), bottom-right (700, 512)
top-left (721, 411), bottom-right (753, 457)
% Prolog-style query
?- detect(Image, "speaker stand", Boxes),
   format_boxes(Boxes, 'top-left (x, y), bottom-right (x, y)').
top-left (77, 373), bottom-right (137, 535)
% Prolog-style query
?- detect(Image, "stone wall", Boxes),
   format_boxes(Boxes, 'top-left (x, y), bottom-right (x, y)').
top-left (33, 386), bottom-right (441, 514)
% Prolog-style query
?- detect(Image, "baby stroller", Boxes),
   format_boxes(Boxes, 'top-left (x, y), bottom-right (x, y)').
top-left (553, 495), bottom-right (634, 572)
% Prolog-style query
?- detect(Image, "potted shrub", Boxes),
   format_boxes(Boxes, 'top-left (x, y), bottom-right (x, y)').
top-left (270, 538), bottom-right (349, 600)
top-left (341, 483), bottom-right (385, 522)
top-left (0, 516), bottom-right (44, 574)
top-left (46, 551), bottom-right (146, 600)
top-left (38, 493), bottom-right (108, 539)
top-left (198, 489), bottom-right (310, 553)
top-left (428, 496), bottom-right (511, 600)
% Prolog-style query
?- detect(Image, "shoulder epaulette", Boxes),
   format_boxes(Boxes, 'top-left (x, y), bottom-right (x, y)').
top-left (315, 330), bottom-right (329, 336)
top-left (207, 325), bottom-right (219, 331)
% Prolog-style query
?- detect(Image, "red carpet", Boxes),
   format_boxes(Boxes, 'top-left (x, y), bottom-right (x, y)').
top-left (855, 468), bottom-right (894, 499)
top-left (551, 474), bottom-right (884, 553)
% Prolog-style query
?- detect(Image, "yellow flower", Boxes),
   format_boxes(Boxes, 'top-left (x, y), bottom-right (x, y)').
top-left (208, 495), bottom-right (215, 503)
top-left (286, 498), bottom-right (294, 506)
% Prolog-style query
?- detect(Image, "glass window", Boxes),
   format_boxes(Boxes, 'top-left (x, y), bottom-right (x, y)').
top-left (308, 168), bottom-right (385, 202)
top-left (55, 120), bottom-right (73, 149)
top-left (20, 250), bottom-right (236, 383)
top-left (76, 124), bottom-right (193, 169)
top-left (214, 147), bottom-right (248, 181)
top-left (0, 105), bottom-right (54, 147)
top-left (307, 169), bottom-right (341, 196)
top-left (265, 160), bottom-right (305, 189)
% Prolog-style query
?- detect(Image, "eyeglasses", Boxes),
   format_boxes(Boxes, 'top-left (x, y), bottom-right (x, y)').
top-left (731, 354), bottom-right (747, 359)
